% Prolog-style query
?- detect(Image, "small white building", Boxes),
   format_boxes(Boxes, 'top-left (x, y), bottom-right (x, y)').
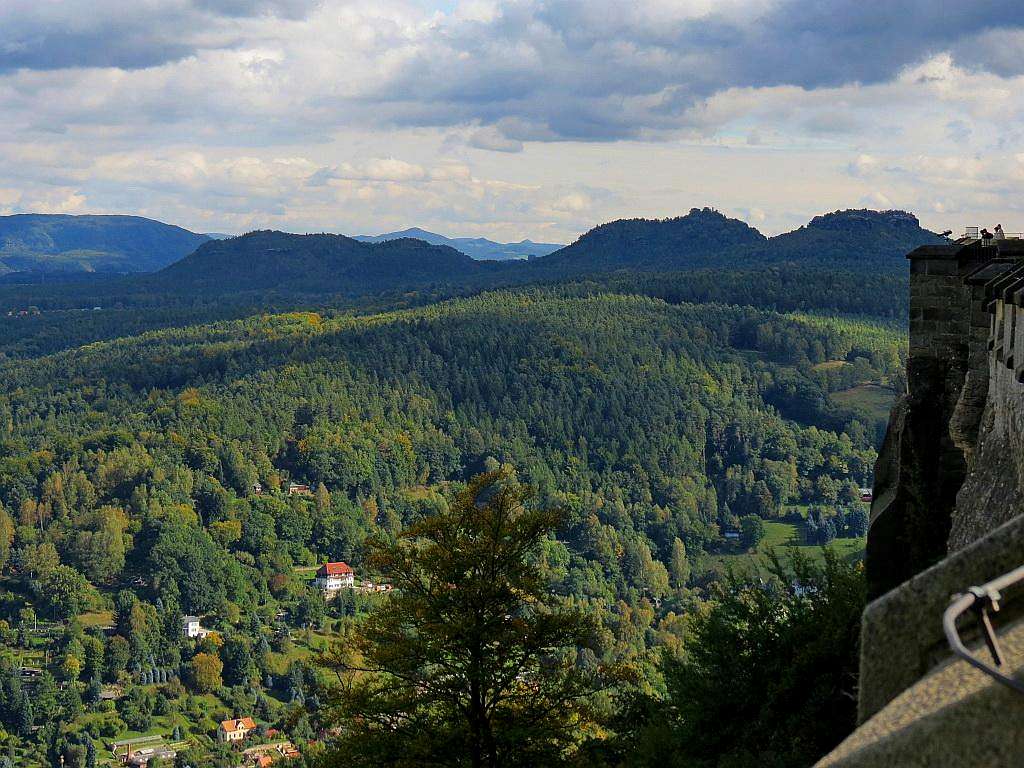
top-left (315, 562), bottom-right (355, 594)
top-left (182, 615), bottom-right (210, 639)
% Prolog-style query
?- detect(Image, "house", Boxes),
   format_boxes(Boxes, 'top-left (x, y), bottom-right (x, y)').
top-left (182, 615), bottom-right (210, 639)
top-left (315, 561), bottom-right (355, 593)
top-left (252, 481), bottom-right (264, 495)
top-left (277, 742), bottom-right (300, 760)
top-left (286, 482), bottom-right (312, 497)
top-left (356, 580), bottom-right (393, 593)
top-left (218, 716), bottom-right (257, 743)
top-left (724, 530), bottom-right (741, 540)
top-left (860, 487), bottom-right (873, 503)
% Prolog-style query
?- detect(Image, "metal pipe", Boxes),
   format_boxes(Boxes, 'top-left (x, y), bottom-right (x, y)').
top-left (943, 564), bottom-right (1024, 696)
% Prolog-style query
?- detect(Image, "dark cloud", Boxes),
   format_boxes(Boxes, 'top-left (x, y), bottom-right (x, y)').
top-left (0, 0), bottom-right (319, 72)
top-left (365, 0), bottom-right (1024, 142)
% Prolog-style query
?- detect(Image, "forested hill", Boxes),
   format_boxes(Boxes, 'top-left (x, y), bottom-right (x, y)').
top-left (0, 214), bottom-right (210, 275)
top-left (746, 209), bottom-right (946, 269)
top-left (529, 208), bottom-right (942, 275)
top-left (154, 230), bottom-right (490, 294)
top-left (531, 208), bottom-right (767, 273)
top-left (151, 208), bottom-right (942, 296)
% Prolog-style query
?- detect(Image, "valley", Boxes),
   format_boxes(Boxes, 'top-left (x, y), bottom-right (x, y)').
top-left (0, 207), bottom-right (914, 766)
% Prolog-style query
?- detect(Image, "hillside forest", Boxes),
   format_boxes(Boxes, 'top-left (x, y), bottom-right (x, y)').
top-left (0, 208), bottom-right (919, 767)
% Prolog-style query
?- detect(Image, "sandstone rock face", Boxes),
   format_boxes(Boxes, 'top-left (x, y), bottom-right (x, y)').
top-left (951, 360), bottom-right (1024, 549)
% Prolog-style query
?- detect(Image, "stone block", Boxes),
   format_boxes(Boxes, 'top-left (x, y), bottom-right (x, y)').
top-left (859, 512), bottom-right (1024, 722)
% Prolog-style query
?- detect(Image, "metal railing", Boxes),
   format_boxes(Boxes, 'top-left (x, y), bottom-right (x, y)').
top-left (944, 563), bottom-right (1024, 695)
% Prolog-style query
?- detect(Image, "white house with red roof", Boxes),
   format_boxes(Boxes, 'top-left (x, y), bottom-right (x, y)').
top-left (218, 716), bottom-right (257, 743)
top-left (315, 561), bottom-right (355, 594)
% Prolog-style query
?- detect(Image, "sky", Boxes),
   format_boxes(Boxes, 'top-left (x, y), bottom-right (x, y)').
top-left (2, 1), bottom-right (1024, 242)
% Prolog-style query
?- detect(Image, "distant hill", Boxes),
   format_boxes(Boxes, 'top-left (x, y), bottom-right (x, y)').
top-left (0, 214), bottom-right (210, 275)
top-left (0, 208), bottom-right (941, 304)
top-left (531, 208), bottom-right (768, 273)
top-left (750, 209), bottom-right (945, 268)
top-left (154, 230), bottom-right (488, 294)
top-left (529, 207), bottom-right (941, 275)
top-left (354, 227), bottom-right (562, 261)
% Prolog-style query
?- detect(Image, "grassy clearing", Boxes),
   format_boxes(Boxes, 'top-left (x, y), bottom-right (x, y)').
top-left (812, 360), bottom-right (851, 372)
top-left (708, 520), bottom-right (865, 577)
top-left (830, 383), bottom-right (896, 422)
top-left (78, 609), bottom-right (115, 628)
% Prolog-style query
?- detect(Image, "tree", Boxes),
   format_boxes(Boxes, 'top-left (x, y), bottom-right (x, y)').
top-left (40, 565), bottom-right (93, 620)
top-left (0, 506), bottom-right (13, 574)
top-left (739, 515), bottom-right (766, 549)
top-left (619, 551), bottom-right (865, 768)
top-left (105, 635), bottom-right (131, 682)
top-left (668, 537), bottom-right (690, 590)
top-left (846, 507), bottom-right (869, 538)
top-left (188, 653), bottom-right (223, 693)
top-left (220, 636), bottom-right (254, 687)
top-left (323, 472), bottom-right (607, 768)
top-left (294, 588), bottom-right (326, 629)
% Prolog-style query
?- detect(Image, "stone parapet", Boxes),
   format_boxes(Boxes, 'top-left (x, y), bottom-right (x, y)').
top-left (858, 511), bottom-right (1024, 721)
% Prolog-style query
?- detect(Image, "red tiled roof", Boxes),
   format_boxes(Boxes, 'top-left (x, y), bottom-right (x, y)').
top-left (318, 562), bottom-right (353, 576)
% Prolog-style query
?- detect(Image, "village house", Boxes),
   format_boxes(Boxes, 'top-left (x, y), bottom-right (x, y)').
top-left (182, 615), bottom-right (210, 639)
top-left (356, 579), bottom-right (393, 593)
top-left (315, 561), bottom-right (355, 593)
top-left (218, 716), bottom-right (257, 743)
top-left (286, 482), bottom-right (313, 496)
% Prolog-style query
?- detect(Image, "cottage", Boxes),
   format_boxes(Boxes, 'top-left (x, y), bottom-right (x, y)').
top-left (315, 561), bottom-right (355, 593)
top-left (218, 716), bottom-right (257, 743)
top-left (859, 487), bottom-right (873, 503)
top-left (182, 615), bottom-right (209, 639)
top-left (286, 482), bottom-right (313, 497)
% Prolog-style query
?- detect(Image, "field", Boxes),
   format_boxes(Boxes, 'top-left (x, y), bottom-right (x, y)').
top-left (709, 520), bottom-right (866, 576)
top-left (831, 383), bottom-right (897, 422)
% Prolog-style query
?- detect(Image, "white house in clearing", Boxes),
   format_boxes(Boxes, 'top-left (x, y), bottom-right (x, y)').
top-left (315, 561), bottom-right (355, 594)
top-left (182, 615), bottom-right (210, 639)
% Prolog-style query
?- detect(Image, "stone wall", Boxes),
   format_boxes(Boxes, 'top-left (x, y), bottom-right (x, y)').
top-left (867, 239), bottom-right (1024, 597)
top-left (865, 243), bottom-right (984, 598)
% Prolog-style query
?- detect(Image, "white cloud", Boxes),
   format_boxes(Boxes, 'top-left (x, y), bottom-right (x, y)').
top-left (1, 1), bottom-right (1024, 240)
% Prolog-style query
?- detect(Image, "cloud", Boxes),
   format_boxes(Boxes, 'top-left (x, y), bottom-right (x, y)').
top-left (2, 0), bottom-right (1024, 241)
top-left (0, 0), bottom-right (319, 71)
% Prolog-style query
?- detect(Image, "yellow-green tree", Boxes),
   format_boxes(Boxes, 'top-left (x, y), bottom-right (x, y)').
top-left (188, 652), bottom-right (223, 693)
top-left (322, 472), bottom-right (609, 768)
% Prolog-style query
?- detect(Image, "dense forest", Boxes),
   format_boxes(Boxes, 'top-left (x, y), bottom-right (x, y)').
top-left (0, 207), bottom-right (921, 766)
top-left (0, 281), bottom-right (899, 765)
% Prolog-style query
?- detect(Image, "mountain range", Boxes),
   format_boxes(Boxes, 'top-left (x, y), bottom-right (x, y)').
top-left (0, 214), bottom-right (210, 275)
top-left (353, 227), bottom-right (562, 261)
top-left (0, 208), bottom-right (945, 300)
